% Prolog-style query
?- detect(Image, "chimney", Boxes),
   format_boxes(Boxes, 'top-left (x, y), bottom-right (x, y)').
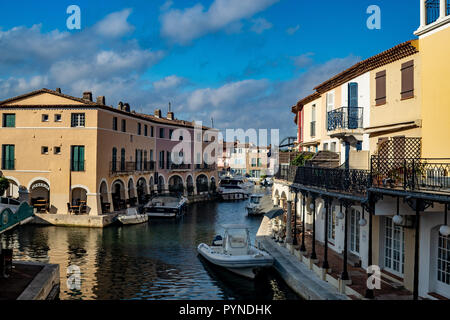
top-left (83, 91), bottom-right (93, 102)
top-left (118, 102), bottom-right (124, 110)
top-left (167, 102), bottom-right (174, 120)
top-left (96, 96), bottom-right (105, 105)
top-left (154, 109), bottom-right (161, 118)
top-left (55, 88), bottom-right (61, 93)
top-left (124, 103), bottom-right (130, 112)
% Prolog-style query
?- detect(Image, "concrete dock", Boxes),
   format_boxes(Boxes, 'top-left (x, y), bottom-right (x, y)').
top-left (256, 216), bottom-right (348, 300)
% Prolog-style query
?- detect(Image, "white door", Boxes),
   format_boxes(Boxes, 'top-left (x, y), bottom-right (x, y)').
top-left (436, 234), bottom-right (450, 296)
top-left (384, 217), bottom-right (405, 276)
top-left (350, 209), bottom-right (361, 254)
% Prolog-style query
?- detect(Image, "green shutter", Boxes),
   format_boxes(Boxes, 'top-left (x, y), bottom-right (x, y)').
top-left (79, 146), bottom-right (85, 171)
top-left (6, 115), bottom-right (15, 127)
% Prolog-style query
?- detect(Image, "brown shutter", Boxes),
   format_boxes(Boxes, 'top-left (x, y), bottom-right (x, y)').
top-left (375, 70), bottom-right (386, 106)
top-left (401, 60), bottom-right (414, 100)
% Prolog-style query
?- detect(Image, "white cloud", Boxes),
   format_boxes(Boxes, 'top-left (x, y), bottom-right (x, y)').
top-left (292, 53), bottom-right (314, 68)
top-left (286, 25), bottom-right (300, 35)
top-left (94, 9), bottom-right (134, 37)
top-left (250, 18), bottom-right (273, 34)
top-left (160, 0), bottom-right (279, 44)
top-left (153, 75), bottom-right (186, 91)
top-left (160, 0), bottom-right (173, 11)
top-left (186, 79), bottom-right (269, 111)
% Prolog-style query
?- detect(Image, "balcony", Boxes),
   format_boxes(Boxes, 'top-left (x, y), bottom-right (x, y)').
top-left (195, 163), bottom-right (216, 172)
top-left (110, 161), bottom-right (155, 175)
top-left (170, 163), bottom-right (191, 171)
top-left (275, 164), bottom-right (370, 196)
top-left (327, 107), bottom-right (363, 133)
top-left (371, 157), bottom-right (450, 194)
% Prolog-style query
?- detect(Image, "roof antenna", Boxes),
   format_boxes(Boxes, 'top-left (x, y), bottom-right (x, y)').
top-left (168, 102), bottom-right (171, 113)
top-left (211, 117), bottom-right (214, 128)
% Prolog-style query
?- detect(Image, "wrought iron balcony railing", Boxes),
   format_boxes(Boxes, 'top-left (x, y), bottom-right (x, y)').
top-left (426, 0), bottom-right (440, 25)
top-left (195, 163), bottom-right (216, 171)
top-left (371, 157), bottom-right (450, 193)
top-left (327, 107), bottom-right (363, 132)
top-left (275, 164), bottom-right (370, 195)
top-left (171, 163), bottom-right (191, 170)
top-left (110, 161), bottom-right (155, 175)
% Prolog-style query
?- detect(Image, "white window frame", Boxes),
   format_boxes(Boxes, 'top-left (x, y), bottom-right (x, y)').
top-left (383, 216), bottom-right (405, 277)
top-left (350, 209), bottom-right (361, 255)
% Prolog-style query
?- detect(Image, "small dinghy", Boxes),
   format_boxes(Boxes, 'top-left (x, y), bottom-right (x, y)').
top-left (197, 225), bottom-right (273, 279)
top-left (118, 208), bottom-right (148, 225)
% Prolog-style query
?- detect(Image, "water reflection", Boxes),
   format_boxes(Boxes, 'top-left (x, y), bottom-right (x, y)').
top-left (1, 187), bottom-right (298, 300)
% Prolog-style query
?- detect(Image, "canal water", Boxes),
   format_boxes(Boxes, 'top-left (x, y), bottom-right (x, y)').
top-left (1, 187), bottom-right (299, 300)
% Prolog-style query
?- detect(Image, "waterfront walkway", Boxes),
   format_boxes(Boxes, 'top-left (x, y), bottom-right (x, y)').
top-left (256, 216), bottom-right (348, 300)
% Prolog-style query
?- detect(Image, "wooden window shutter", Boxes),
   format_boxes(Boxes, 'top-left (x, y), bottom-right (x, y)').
top-left (375, 70), bottom-right (386, 106)
top-left (401, 60), bottom-right (414, 100)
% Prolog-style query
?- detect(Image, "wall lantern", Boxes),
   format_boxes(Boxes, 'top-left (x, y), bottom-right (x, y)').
top-left (336, 204), bottom-right (344, 220)
top-left (440, 204), bottom-right (450, 237)
top-left (393, 215), bottom-right (404, 225)
top-left (359, 207), bottom-right (367, 227)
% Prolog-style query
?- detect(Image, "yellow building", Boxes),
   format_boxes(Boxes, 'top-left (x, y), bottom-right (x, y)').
top-left (0, 88), bottom-right (218, 226)
top-left (415, 0), bottom-right (450, 158)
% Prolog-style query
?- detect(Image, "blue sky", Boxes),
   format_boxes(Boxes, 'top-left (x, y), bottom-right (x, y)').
top-left (0, 0), bottom-right (419, 141)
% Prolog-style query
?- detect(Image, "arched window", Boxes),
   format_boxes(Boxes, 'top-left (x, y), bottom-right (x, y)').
top-left (112, 148), bottom-right (117, 172)
top-left (121, 148), bottom-right (126, 171)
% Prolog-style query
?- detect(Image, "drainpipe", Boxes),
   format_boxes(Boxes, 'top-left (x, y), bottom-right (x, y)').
top-left (293, 192), bottom-right (298, 246)
top-left (322, 197), bottom-right (330, 270)
top-left (413, 200), bottom-right (421, 301)
top-left (300, 192), bottom-right (307, 252)
top-left (365, 196), bottom-right (375, 299)
top-left (341, 202), bottom-right (350, 280)
top-left (311, 194), bottom-right (317, 260)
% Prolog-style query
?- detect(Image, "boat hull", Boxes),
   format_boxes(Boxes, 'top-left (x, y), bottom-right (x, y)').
top-left (118, 214), bottom-right (148, 225)
top-left (197, 243), bottom-right (273, 280)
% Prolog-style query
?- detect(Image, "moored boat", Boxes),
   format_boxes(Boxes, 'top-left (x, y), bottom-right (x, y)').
top-left (144, 194), bottom-right (188, 218)
top-left (118, 207), bottom-right (148, 225)
top-left (197, 225), bottom-right (273, 279)
top-left (245, 194), bottom-right (265, 216)
top-left (218, 177), bottom-right (252, 201)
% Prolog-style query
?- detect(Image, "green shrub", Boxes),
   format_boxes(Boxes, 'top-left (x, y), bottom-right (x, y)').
top-left (290, 153), bottom-right (314, 167)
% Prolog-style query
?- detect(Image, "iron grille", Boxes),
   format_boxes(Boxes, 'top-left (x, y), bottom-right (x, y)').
top-left (327, 107), bottom-right (363, 131)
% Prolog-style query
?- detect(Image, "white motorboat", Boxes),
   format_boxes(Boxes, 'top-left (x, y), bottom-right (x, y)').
top-left (245, 194), bottom-right (265, 216)
top-left (218, 177), bottom-right (252, 201)
top-left (118, 208), bottom-right (148, 225)
top-left (197, 225), bottom-right (273, 279)
top-left (144, 194), bottom-right (188, 218)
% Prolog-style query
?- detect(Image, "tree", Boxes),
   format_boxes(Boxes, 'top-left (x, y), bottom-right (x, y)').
top-left (0, 177), bottom-right (10, 196)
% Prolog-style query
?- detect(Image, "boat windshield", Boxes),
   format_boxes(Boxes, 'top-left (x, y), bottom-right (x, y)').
top-left (224, 228), bottom-right (249, 251)
top-left (250, 196), bottom-right (261, 204)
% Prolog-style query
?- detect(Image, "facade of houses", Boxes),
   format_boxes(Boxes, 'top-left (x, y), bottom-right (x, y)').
top-left (0, 88), bottom-right (218, 218)
top-left (217, 141), bottom-right (272, 178)
top-left (274, 0), bottom-right (450, 300)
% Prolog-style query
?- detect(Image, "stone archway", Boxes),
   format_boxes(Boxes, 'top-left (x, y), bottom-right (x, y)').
top-left (186, 175), bottom-right (194, 196)
top-left (112, 180), bottom-right (126, 211)
top-left (128, 178), bottom-right (137, 206)
top-left (136, 177), bottom-right (148, 204)
top-left (30, 180), bottom-right (50, 213)
top-left (99, 181), bottom-right (110, 213)
top-left (196, 174), bottom-right (209, 194)
top-left (168, 175), bottom-right (184, 194)
top-left (71, 187), bottom-right (88, 215)
top-left (157, 175), bottom-right (165, 194)
top-left (210, 177), bottom-right (217, 193)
